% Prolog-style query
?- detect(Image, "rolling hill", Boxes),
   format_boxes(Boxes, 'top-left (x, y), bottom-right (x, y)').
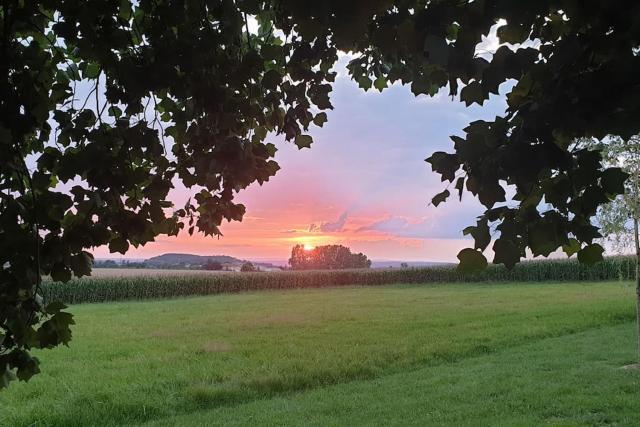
top-left (145, 253), bottom-right (242, 267)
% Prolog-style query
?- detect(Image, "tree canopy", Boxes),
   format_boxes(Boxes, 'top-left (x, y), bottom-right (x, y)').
top-left (204, 259), bottom-right (224, 271)
top-left (1, 0), bottom-right (637, 387)
top-left (588, 136), bottom-right (639, 253)
top-left (240, 261), bottom-right (256, 272)
top-left (289, 244), bottom-right (371, 270)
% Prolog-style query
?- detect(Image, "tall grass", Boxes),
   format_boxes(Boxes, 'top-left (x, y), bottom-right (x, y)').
top-left (42, 256), bottom-right (636, 304)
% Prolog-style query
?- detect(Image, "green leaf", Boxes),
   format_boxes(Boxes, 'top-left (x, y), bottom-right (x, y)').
top-left (45, 301), bottom-right (68, 315)
top-left (528, 221), bottom-right (562, 257)
top-left (601, 168), bottom-right (628, 196)
top-left (50, 263), bottom-right (72, 282)
top-left (357, 76), bottom-right (372, 90)
top-left (373, 76), bottom-right (387, 92)
top-left (460, 81), bottom-right (484, 106)
top-left (492, 238), bottom-right (521, 269)
top-left (426, 152), bottom-right (459, 182)
top-left (313, 112), bottom-right (328, 127)
top-left (261, 69), bottom-right (281, 90)
top-left (37, 312), bottom-right (75, 348)
top-left (253, 126), bottom-right (268, 141)
top-left (15, 354), bottom-right (40, 382)
top-left (463, 219), bottom-right (491, 251)
top-left (562, 238), bottom-right (581, 257)
top-left (580, 186), bottom-right (608, 215)
top-left (108, 106), bottom-right (122, 117)
top-left (65, 63), bottom-right (81, 81)
top-left (497, 23), bottom-right (530, 44)
top-left (239, 0), bottom-right (260, 14)
top-left (294, 134), bottom-right (313, 149)
top-left (455, 177), bottom-right (465, 200)
top-left (84, 63), bottom-right (101, 79)
top-left (446, 23), bottom-right (460, 40)
top-left (119, 0), bottom-right (133, 21)
top-left (261, 44), bottom-right (282, 61)
top-left (477, 182), bottom-right (506, 208)
top-left (109, 237), bottom-right (129, 254)
top-left (457, 248), bottom-right (488, 273)
top-left (70, 252), bottom-right (93, 277)
top-left (431, 189), bottom-right (450, 207)
top-left (577, 243), bottom-right (604, 265)
top-left (411, 76), bottom-right (432, 96)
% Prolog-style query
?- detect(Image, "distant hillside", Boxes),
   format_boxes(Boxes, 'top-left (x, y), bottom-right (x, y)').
top-left (145, 253), bottom-right (241, 267)
top-left (141, 253), bottom-right (281, 271)
top-left (99, 253), bottom-right (448, 271)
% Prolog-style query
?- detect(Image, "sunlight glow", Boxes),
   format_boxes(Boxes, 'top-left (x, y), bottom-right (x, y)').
top-left (303, 244), bottom-right (315, 251)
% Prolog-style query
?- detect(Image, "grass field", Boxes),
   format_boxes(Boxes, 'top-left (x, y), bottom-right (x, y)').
top-left (1, 281), bottom-right (639, 426)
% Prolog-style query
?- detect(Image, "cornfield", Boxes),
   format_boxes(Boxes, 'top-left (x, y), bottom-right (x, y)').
top-left (42, 256), bottom-right (636, 305)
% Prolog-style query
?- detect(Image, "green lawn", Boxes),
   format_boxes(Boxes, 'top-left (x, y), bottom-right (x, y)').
top-left (149, 323), bottom-right (640, 427)
top-left (0, 281), bottom-right (638, 426)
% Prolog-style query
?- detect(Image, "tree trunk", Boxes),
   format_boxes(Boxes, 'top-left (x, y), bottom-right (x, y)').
top-left (635, 217), bottom-right (640, 364)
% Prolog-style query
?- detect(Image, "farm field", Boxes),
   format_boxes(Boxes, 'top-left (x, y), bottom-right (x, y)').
top-left (1, 281), bottom-right (639, 426)
top-left (41, 257), bottom-right (637, 305)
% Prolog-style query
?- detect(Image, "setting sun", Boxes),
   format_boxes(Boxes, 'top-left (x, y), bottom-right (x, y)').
top-left (303, 244), bottom-right (315, 251)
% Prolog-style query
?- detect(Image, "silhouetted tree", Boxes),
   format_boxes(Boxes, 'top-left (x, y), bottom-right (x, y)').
top-left (289, 245), bottom-right (371, 270)
top-left (203, 259), bottom-right (223, 271)
top-left (240, 262), bottom-right (256, 272)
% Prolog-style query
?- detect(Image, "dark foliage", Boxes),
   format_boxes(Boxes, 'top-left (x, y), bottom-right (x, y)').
top-left (240, 262), bottom-right (256, 272)
top-left (289, 244), bottom-right (371, 270)
top-left (203, 260), bottom-right (223, 271)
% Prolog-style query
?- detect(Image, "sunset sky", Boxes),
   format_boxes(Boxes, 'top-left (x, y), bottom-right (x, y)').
top-left (94, 48), bottom-right (511, 263)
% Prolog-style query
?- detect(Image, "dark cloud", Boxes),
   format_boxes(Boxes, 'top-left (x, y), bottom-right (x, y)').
top-left (309, 211), bottom-right (349, 233)
top-left (358, 214), bottom-right (473, 239)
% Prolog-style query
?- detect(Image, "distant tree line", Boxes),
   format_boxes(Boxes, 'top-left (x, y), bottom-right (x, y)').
top-left (203, 259), bottom-right (224, 271)
top-left (93, 257), bottom-right (275, 272)
top-left (93, 260), bottom-right (146, 269)
top-left (289, 245), bottom-right (371, 270)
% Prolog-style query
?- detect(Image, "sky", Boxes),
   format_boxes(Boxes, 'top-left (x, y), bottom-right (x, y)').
top-left (89, 25), bottom-right (514, 262)
top-left (93, 51), bottom-right (512, 263)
